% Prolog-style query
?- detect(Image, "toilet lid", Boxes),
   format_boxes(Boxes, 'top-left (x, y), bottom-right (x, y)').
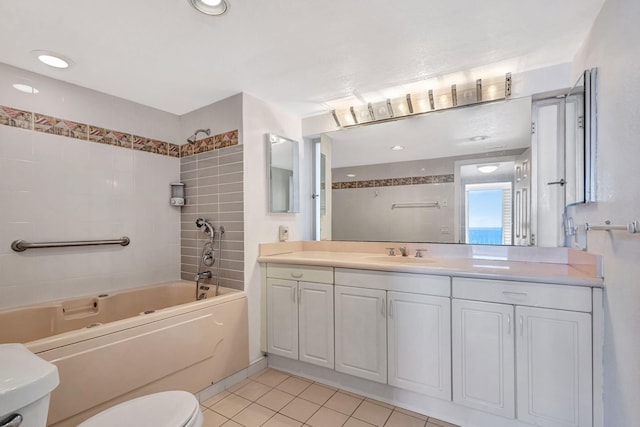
top-left (78, 391), bottom-right (199, 427)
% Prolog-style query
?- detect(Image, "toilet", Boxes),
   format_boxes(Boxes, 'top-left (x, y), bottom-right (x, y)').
top-left (0, 344), bottom-right (59, 427)
top-left (0, 344), bottom-right (203, 427)
top-left (78, 391), bottom-right (203, 427)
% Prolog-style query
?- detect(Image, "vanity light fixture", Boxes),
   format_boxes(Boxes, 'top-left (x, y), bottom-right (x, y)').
top-left (391, 145), bottom-right (405, 151)
top-left (331, 73), bottom-right (511, 129)
top-left (189, 0), bottom-right (228, 16)
top-left (31, 50), bottom-right (71, 69)
top-left (477, 164), bottom-right (499, 173)
top-left (12, 83), bottom-right (39, 94)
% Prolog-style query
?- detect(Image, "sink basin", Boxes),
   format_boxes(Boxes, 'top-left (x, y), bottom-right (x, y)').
top-left (366, 256), bottom-right (435, 264)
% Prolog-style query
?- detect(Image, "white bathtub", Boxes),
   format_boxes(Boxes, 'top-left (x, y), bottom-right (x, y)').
top-left (0, 281), bottom-right (249, 426)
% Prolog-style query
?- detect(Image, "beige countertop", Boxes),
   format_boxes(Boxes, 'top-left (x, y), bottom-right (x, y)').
top-left (258, 250), bottom-right (604, 287)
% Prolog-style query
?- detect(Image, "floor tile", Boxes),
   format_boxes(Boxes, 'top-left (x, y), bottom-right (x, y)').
top-left (211, 394), bottom-right (252, 419)
top-left (232, 403), bottom-right (275, 427)
top-left (384, 411), bottom-right (426, 427)
top-left (324, 391), bottom-right (364, 415)
top-left (364, 398), bottom-right (394, 410)
top-left (306, 407), bottom-right (349, 427)
top-left (352, 400), bottom-right (393, 427)
top-left (256, 388), bottom-right (296, 412)
top-left (227, 378), bottom-right (252, 393)
top-left (263, 413), bottom-right (303, 427)
top-left (234, 380), bottom-right (273, 401)
top-left (344, 418), bottom-right (376, 427)
top-left (279, 397), bottom-right (321, 423)
top-left (393, 407), bottom-right (428, 421)
top-left (252, 369), bottom-right (290, 387)
top-left (298, 383), bottom-right (337, 405)
top-left (222, 421), bottom-right (243, 427)
top-left (276, 376), bottom-right (313, 396)
top-left (202, 409), bottom-right (229, 427)
top-left (203, 391), bottom-right (231, 408)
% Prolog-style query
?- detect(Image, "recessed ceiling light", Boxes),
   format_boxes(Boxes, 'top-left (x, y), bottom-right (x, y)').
top-left (31, 50), bottom-right (72, 69)
top-left (391, 145), bottom-right (405, 151)
top-left (477, 164), bottom-right (499, 173)
top-left (346, 174), bottom-right (356, 178)
top-left (189, 0), bottom-right (228, 15)
top-left (12, 83), bottom-right (39, 94)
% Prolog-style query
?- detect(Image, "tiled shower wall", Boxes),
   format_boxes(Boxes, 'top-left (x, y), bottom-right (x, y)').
top-left (180, 144), bottom-right (244, 290)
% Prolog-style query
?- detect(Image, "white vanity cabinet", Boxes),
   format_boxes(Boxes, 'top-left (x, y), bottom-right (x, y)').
top-left (334, 269), bottom-right (451, 396)
top-left (266, 264), bottom-right (334, 369)
top-left (334, 285), bottom-right (387, 383)
top-left (452, 277), bottom-right (593, 427)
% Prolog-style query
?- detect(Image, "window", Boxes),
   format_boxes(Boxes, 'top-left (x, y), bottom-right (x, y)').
top-left (465, 182), bottom-right (512, 245)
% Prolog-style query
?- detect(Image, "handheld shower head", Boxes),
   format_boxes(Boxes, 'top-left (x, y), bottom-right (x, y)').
top-left (186, 128), bottom-right (211, 144)
top-left (195, 218), bottom-right (215, 241)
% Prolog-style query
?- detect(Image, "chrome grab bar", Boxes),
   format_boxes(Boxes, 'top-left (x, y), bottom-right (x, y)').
top-left (11, 237), bottom-right (130, 252)
top-left (391, 202), bottom-right (440, 209)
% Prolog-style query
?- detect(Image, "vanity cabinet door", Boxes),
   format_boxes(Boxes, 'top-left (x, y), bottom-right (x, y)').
top-left (452, 299), bottom-right (515, 418)
top-left (335, 285), bottom-right (387, 383)
top-left (266, 278), bottom-right (298, 360)
top-left (388, 292), bottom-right (451, 400)
top-left (299, 282), bottom-right (334, 369)
top-left (516, 306), bottom-right (592, 427)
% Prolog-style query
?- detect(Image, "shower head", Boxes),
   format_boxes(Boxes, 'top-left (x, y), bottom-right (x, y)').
top-left (195, 218), bottom-right (215, 239)
top-left (186, 128), bottom-right (211, 144)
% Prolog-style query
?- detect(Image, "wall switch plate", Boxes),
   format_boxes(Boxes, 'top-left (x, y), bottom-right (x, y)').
top-left (279, 226), bottom-right (289, 242)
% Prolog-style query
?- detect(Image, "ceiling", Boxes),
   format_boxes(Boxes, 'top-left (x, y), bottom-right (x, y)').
top-left (327, 97), bottom-right (532, 168)
top-left (0, 0), bottom-right (604, 117)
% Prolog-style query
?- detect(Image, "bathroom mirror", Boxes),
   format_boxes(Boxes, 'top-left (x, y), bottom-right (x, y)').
top-left (315, 82), bottom-right (594, 246)
top-left (267, 133), bottom-right (300, 213)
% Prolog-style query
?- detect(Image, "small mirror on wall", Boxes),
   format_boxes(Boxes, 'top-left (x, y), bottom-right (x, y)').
top-left (267, 133), bottom-right (300, 213)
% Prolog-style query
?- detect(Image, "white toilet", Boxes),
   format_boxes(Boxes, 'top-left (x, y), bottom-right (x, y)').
top-left (0, 344), bottom-right (203, 427)
top-left (78, 391), bottom-right (203, 427)
top-left (0, 344), bottom-right (60, 427)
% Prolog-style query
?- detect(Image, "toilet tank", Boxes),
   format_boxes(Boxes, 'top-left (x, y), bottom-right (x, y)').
top-left (0, 344), bottom-right (59, 427)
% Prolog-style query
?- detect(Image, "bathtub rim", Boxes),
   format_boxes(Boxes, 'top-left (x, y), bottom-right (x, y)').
top-left (16, 281), bottom-right (245, 354)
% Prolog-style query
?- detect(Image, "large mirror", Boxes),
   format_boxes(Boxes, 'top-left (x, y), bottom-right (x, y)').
top-left (267, 133), bottom-right (300, 213)
top-left (315, 81), bottom-right (592, 246)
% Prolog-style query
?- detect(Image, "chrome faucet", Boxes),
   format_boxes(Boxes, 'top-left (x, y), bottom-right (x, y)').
top-left (399, 246), bottom-right (408, 257)
top-left (415, 248), bottom-right (428, 258)
top-left (195, 271), bottom-right (212, 281)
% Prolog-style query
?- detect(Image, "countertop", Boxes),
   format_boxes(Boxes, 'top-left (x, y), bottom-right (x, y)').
top-left (258, 250), bottom-right (604, 287)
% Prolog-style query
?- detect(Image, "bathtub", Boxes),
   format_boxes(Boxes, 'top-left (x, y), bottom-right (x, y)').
top-left (0, 281), bottom-right (249, 427)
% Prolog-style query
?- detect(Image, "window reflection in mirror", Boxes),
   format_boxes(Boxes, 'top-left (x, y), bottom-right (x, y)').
top-left (267, 134), bottom-right (300, 213)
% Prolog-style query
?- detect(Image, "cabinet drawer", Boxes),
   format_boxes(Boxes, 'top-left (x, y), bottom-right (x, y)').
top-left (267, 263), bottom-right (334, 284)
top-left (335, 268), bottom-right (450, 296)
top-left (452, 277), bottom-right (591, 312)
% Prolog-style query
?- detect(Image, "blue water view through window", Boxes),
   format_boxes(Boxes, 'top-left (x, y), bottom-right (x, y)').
top-left (467, 189), bottom-right (503, 244)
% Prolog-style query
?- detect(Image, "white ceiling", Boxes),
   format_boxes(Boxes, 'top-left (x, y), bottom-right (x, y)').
top-left (0, 0), bottom-right (604, 117)
top-left (327, 97), bottom-right (532, 168)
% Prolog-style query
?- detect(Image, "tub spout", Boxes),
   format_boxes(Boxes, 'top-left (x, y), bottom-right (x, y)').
top-left (195, 271), bottom-right (212, 281)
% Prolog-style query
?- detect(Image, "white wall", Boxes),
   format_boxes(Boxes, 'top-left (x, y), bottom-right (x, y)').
top-left (242, 93), bottom-right (308, 362)
top-left (0, 64), bottom-right (181, 310)
top-left (568, 0), bottom-right (640, 425)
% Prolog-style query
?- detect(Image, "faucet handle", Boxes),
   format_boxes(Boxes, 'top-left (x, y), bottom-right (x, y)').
top-left (385, 247), bottom-right (396, 256)
top-left (415, 248), bottom-right (428, 258)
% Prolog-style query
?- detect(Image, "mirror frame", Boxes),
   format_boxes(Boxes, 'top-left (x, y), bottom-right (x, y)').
top-left (267, 133), bottom-right (300, 213)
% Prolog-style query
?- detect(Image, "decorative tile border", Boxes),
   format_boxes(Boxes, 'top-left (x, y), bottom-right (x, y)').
top-left (180, 129), bottom-right (239, 158)
top-left (1, 104), bottom-right (181, 158)
top-left (332, 174), bottom-right (454, 189)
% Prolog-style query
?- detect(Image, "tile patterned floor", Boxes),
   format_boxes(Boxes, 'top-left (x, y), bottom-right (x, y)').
top-left (200, 368), bottom-right (460, 427)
